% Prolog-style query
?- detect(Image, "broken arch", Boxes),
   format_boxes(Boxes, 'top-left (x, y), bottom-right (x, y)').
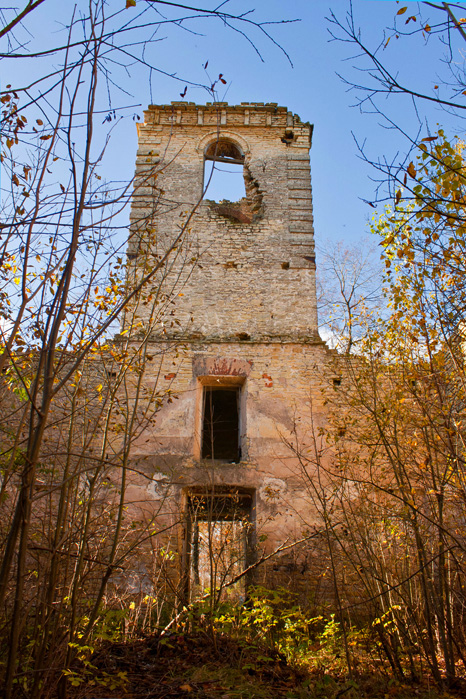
top-left (202, 136), bottom-right (263, 223)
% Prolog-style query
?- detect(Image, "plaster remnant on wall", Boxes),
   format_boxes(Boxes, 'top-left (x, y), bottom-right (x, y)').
top-left (192, 356), bottom-right (252, 378)
top-left (259, 477), bottom-right (288, 502)
top-left (150, 472), bottom-right (174, 499)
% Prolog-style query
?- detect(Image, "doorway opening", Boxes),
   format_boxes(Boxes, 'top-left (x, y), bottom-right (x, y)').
top-left (186, 488), bottom-right (254, 600)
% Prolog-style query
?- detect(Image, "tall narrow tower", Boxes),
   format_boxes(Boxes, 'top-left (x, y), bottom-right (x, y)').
top-left (128, 101), bottom-right (318, 342)
top-left (127, 102), bottom-right (330, 595)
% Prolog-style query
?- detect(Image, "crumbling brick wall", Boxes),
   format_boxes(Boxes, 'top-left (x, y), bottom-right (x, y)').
top-left (122, 102), bottom-right (335, 600)
top-left (128, 102), bottom-right (318, 342)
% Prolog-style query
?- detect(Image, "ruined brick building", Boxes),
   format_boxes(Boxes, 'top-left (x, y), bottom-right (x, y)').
top-left (124, 102), bottom-right (333, 598)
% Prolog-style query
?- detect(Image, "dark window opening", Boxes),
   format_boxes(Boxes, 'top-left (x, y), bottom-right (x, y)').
top-left (281, 129), bottom-right (295, 144)
top-left (202, 386), bottom-right (240, 462)
top-left (186, 488), bottom-right (253, 600)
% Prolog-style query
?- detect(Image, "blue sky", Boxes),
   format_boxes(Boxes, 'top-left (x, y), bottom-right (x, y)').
top-left (3, 1), bottom-right (466, 249)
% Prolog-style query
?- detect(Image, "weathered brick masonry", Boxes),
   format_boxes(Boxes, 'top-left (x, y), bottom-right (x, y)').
top-left (123, 102), bottom-right (333, 597)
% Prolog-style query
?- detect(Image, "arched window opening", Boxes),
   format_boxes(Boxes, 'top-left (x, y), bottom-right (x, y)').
top-left (203, 139), bottom-right (246, 204)
top-left (205, 140), bottom-right (244, 164)
top-left (202, 139), bottom-right (263, 223)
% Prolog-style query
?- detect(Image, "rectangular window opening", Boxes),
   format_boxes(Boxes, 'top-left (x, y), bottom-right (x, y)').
top-left (202, 386), bottom-right (241, 462)
top-left (203, 160), bottom-right (246, 203)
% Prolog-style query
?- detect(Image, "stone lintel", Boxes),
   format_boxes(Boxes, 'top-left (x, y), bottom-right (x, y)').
top-left (289, 222), bottom-right (314, 234)
top-left (289, 212), bottom-right (313, 222)
top-left (290, 208), bottom-right (313, 216)
top-left (288, 190), bottom-right (312, 199)
top-left (287, 174), bottom-right (311, 183)
top-left (289, 233), bottom-right (315, 245)
top-left (287, 162), bottom-right (311, 171)
top-left (287, 153), bottom-right (310, 161)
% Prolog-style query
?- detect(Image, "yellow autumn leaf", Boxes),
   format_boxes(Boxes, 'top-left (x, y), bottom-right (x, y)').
top-left (407, 162), bottom-right (416, 178)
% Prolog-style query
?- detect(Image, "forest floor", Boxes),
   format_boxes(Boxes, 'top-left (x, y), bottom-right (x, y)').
top-left (68, 630), bottom-right (466, 699)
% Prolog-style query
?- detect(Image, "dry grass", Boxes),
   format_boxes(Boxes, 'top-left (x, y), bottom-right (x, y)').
top-left (66, 630), bottom-right (465, 699)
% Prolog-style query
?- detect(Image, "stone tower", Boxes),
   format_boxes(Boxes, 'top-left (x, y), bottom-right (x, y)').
top-left (126, 102), bottom-right (330, 596)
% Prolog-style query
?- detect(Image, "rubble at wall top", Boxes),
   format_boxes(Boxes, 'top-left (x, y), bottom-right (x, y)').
top-left (144, 102), bottom-right (310, 130)
top-left (148, 101), bottom-right (286, 110)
